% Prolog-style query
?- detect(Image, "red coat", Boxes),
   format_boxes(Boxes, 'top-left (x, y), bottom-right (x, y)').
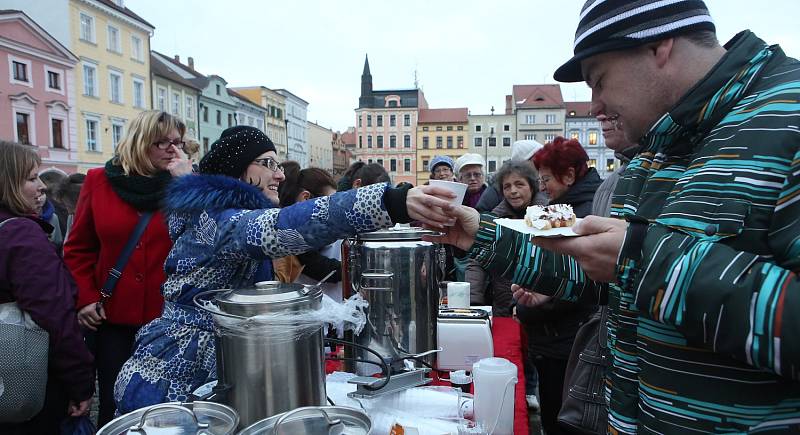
top-left (63, 168), bottom-right (170, 326)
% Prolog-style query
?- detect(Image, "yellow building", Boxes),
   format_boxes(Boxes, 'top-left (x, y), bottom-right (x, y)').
top-left (231, 86), bottom-right (288, 161)
top-left (415, 108), bottom-right (469, 185)
top-left (70, 0), bottom-right (153, 171)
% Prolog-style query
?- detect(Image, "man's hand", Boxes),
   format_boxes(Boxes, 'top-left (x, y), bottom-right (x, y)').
top-left (511, 284), bottom-right (552, 307)
top-left (422, 205), bottom-right (480, 251)
top-left (77, 302), bottom-right (105, 331)
top-left (532, 215), bottom-right (628, 283)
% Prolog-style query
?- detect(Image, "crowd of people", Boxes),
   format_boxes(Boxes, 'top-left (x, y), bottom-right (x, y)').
top-left (1, 0), bottom-right (799, 433)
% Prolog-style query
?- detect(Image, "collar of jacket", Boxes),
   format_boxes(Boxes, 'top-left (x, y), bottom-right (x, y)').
top-left (614, 144), bottom-right (642, 164)
top-left (0, 208), bottom-right (53, 233)
top-left (163, 174), bottom-right (274, 214)
top-left (640, 31), bottom-right (778, 156)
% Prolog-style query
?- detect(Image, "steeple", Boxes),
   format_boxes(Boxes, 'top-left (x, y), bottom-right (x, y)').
top-left (359, 54), bottom-right (373, 108)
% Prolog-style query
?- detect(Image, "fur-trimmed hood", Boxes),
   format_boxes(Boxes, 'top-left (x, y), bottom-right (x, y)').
top-left (163, 174), bottom-right (274, 213)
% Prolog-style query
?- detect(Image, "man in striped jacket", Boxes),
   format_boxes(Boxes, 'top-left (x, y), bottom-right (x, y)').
top-left (430, 1), bottom-right (800, 433)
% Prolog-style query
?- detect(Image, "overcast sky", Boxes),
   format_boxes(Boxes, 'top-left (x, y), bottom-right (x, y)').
top-left (132, 0), bottom-right (800, 133)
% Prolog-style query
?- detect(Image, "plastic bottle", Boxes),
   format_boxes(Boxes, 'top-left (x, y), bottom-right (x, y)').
top-left (472, 357), bottom-right (517, 435)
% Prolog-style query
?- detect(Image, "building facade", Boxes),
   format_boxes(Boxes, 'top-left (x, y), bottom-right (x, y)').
top-left (150, 52), bottom-right (200, 141)
top-left (194, 75), bottom-right (237, 154)
top-left (0, 10), bottom-right (79, 173)
top-left (415, 108), bottom-right (469, 185)
top-left (468, 113), bottom-right (516, 174)
top-left (510, 84), bottom-right (565, 147)
top-left (331, 129), bottom-right (352, 176)
top-left (229, 89), bottom-right (267, 134)
top-left (565, 101), bottom-right (617, 179)
top-left (276, 89), bottom-right (308, 167)
top-left (307, 121), bottom-right (333, 170)
top-left (231, 86), bottom-right (287, 160)
top-left (354, 55), bottom-right (426, 185)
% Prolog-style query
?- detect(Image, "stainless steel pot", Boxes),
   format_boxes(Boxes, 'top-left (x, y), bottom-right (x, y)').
top-left (195, 282), bottom-right (326, 428)
top-left (237, 406), bottom-right (370, 435)
top-left (341, 226), bottom-right (444, 375)
top-left (96, 401), bottom-right (238, 435)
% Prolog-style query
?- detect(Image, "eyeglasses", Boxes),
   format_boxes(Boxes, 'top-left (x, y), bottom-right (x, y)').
top-left (152, 138), bottom-right (187, 151)
top-left (252, 157), bottom-right (284, 172)
top-left (460, 171), bottom-right (483, 180)
top-left (433, 167), bottom-right (453, 175)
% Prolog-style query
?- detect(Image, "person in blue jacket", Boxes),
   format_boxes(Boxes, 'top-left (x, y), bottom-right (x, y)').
top-left (114, 126), bottom-right (454, 413)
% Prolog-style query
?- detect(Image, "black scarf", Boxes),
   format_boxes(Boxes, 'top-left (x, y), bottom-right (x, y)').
top-left (104, 159), bottom-right (172, 211)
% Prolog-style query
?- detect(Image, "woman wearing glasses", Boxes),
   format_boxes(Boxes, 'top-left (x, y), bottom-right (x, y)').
top-left (63, 110), bottom-right (193, 425)
top-left (113, 125), bottom-right (455, 414)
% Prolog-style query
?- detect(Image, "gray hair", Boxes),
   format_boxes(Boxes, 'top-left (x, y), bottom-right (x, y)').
top-left (494, 160), bottom-right (539, 194)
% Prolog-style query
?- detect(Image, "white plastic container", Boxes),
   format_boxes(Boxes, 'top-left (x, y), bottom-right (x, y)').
top-left (472, 357), bottom-right (517, 435)
top-left (446, 282), bottom-right (470, 308)
top-left (429, 179), bottom-right (468, 205)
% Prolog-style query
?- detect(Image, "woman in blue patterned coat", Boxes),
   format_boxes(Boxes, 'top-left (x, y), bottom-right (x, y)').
top-left (114, 126), bottom-right (454, 413)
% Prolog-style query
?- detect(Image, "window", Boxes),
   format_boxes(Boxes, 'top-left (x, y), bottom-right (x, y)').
top-left (367, 115), bottom-right (372, 127)
top-left (502, 137), bottom-right (511, 146)
top-left (107, 25), bottom-right (121, 53)
top-left (11, 60), bottom-right (27, 83)
top-left (131, 36), bottom-right (143, 61)
top-left (588, 131), bottom-right (598, 145)
top-left (157, 87), bottom-right (167, 111)
top-left (503, 124), bottom-right (510, 132)
top-left (390, 115), bottom-right (396, 127)
top-left (112, 122), bottom-right (124, 149)
top-left (403, 114), bottom-right (410, 126)
top-left (358, 116), bottom-right (362, 127)
top-left (376, 115), bottom-right (383, 127)
top-left (390, 159), bottom-right (397, 172)
top-left (185, 96), bottom-right (194, 120)
top-left (446, 126), bottom-right (453, 131)
top-left (488, 137), bottom-right (497, 147)
top-left (570, 130), bottom-right (580, 140)
top-left (422, 126), bottom-right (429, 131)
top-left (447, 136), bottom-right (453, 149)
top-left (358, 136), bottom-right (363, 148)
top-left (15, 113), bottom-right (30, 144)
top-left (436, 136), bottom-right (442, 149)
top-left (422, 159), bottom-right (429, 171)
top-left (216, 110), bottom-right (222, 126)
top-left (215, 84), bottom-right (221, 95)
top-left (228, 114), bottom-right (233, 127)
top-left (85, 119), bottom-right (98, 151)
top-left (203, 137), bottom-right (209, 152)
top-left (377, 135), bottom-right (384, 148)
top-left (524, 134), bottom-right (535, 140)
top-left (390, 135), bottom-right (397, 148)
top-left (404, 159), bottom-right (411, 172)
top-left (82, 63), bottom-right (97, 97)
top-left (367, 135), bottom-right (372, 148)
top-left (436, 126), bottom-right (442, 131)
top-left (172, 92), bottom-right (181, 115)
top-left (475, 125), bottom-right (481, 132)
top-left (79, 13), bottom-right (94, 42)
top-left (457, 135), bottom-right (464, 148)
top-left (457, 125), bottom-right (463, 131)
top-left (607, 158), bottom-right (616, 172)
top-left (404, 134), bottom-right (411, 148)
top-left (276, 108), bottom-right (282, 119)
top-left (46, 70), bottom-right (61, 90)
top-left (488, 160), bottom-right (497, 173)
top-left (422, 137), bottom-right (429, 149)
top-left (546, 114), bottom-right (557, 124)
top-left (588, 159), bottom-right (597, 168)
top-left (109, 71), bottom-right (122, 103)
top-left (51, 118), bottom-right (64, 148)
top-left (474, 137), bottom-right (482, 147)
top-left (525, 115), bottom-right (535, 124)
top-left (545, 133), bottom-right (556, 142)
top-left (377, 158), bottom-right (383, 167)
top-left (129, 79), bottom-right (143, 108)
top-left (203, 106), bottom-right (209, 122)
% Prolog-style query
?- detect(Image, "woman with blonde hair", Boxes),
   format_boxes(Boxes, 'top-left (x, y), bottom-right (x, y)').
top-left (63, 110), bottom-right (192, 424)
top-left (0, 141), bottom-right (94, 433)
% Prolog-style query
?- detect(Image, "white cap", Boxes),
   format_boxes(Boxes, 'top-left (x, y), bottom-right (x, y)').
top-left (511, 139), bottom-right (544, 162)
top-left (455, 153), bottom-right (485, 174)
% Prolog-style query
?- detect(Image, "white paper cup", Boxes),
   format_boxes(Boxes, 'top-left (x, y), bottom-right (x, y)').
top-left (447, 282), bottom-right (471, 308)
top-left (429, 179), bottom-right (468, 206)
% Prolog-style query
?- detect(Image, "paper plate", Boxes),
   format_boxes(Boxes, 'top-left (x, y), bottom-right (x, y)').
top-left (494, 218), bottom-right (582, 238)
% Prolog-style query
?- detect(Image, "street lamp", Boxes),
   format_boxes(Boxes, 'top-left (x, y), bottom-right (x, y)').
top-left (284, 118), bottom-right (290, 161)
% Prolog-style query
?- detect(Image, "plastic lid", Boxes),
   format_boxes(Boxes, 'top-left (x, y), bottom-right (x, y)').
top-left (450, 370), bottom-right (472, 385)
top-left (473, 357), bottom-right (516, 374)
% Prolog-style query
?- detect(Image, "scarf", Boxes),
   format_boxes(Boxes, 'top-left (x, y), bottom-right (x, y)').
top-left (104, 159), bottom-right (172, 211)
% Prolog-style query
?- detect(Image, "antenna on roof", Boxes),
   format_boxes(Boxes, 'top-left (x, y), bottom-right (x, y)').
top-left (413, 68), bottom-right (419, 89)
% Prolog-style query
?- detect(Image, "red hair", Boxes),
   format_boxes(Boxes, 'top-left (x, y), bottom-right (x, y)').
top-left (532, 136), bottom-right (589, 183)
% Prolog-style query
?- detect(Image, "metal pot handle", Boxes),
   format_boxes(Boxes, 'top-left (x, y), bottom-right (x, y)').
top-left (192, 289), bottom-right (249, 320)
top-left (273, 407), bottom-right (343, 435)
top-left (128, 403), bottom-right (210, 433)
top-left (360, 272), bottom-right (394, 292)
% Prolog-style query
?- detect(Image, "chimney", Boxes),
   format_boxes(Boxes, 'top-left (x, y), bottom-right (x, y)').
top-left (188, 57), bottom-right (195, 70)
top-left (505, 95), bottom-right (513, 115)
top-left (174, 54), bottom-right (180, 63)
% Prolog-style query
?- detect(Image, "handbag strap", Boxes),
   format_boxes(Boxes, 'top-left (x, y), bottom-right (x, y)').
top-left (98, 212), bottom-right (153, 304)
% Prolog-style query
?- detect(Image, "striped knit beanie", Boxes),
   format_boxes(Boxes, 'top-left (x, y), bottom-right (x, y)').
top-left (554, 0), bottom-right (716, 82)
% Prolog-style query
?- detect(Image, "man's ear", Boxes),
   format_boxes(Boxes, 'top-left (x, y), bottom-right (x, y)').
top-left (651, 38), bottom-right (674, 69)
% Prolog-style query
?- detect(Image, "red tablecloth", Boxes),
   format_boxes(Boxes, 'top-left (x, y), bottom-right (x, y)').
top-left (325, 316), bottom-right (530, 434)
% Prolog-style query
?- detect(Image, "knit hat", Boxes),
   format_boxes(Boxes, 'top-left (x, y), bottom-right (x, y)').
top-left (430, 155), bottom-right (455, 173)
top-left (455, 153), bottom-right (485, 174)
top-left (199, 126), bottom-right (276, 177)
top-left (511, 140), bottom-right (544, 162)
top-left (554, 0), bottom-right (716, 82)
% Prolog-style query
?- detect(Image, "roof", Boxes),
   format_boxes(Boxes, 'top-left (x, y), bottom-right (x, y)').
top-left (151, 50), bottom-right (207, 89)
top-left (150, 53), bottom-right (201, 91)
top-left (512, 84), bottom-right (564, 108)
top-left (228, 88), bottom-right (266, 111)
top-left (275, 89), bottom-right (308, 105)
top-left (94, 0), bottom-right (154, 30)
top-left (0, 10), bottom-right (78, 64)
top-left (358, 89), bottom-right (423, 109)
top-left (565, 102), bottom-right (593, 118)
top-left (341, 131), bottom-right (356, 146)
top-left (418, 108), bottom-right (468, 124)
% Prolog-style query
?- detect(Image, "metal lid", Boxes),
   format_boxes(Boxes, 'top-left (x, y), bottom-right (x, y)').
top-left (96, 401), bottom-right (238, 435)
top-left (213, 282), bottom-right (322, 317)
top-left (357, 225), bottom-right (437, 241)
top-left (238, 406), bottom-right (370, 435)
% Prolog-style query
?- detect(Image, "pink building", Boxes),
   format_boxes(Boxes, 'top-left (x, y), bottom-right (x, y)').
top-left (0, 10), bottom-right (79, 174)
